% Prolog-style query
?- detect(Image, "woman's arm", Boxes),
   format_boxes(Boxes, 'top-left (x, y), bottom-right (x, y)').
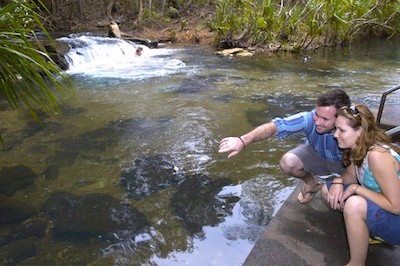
top-left (332, 162), bottom-right (358, 184)
top-left (361, 150), bottom-right (400, 215)
top-left (328, 164), bottom-right (358, 209)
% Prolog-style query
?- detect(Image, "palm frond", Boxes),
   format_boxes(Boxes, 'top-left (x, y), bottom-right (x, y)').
top-left (0, 0), bottom-right (75, 148)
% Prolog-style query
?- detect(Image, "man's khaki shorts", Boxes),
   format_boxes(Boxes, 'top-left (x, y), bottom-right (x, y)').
top-left (288, 144), bottom-right (345, 176)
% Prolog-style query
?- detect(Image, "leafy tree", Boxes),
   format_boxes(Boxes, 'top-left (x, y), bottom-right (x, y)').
top-left (0, 0), bottom-right (73, 145)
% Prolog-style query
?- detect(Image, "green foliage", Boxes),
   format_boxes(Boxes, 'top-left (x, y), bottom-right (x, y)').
top-left (213, 0), bottom-right (400, 50)
top-left (0, 0), bottom-right (74, 146)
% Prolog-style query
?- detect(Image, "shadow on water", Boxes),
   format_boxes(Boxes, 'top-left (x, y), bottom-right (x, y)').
top-left (1, 36), bottom-right (400, 265)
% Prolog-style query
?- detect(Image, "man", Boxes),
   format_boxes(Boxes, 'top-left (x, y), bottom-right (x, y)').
top-left (218, 89), bottom-right (351, 203)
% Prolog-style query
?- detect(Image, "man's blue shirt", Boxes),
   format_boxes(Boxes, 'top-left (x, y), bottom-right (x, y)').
top-left (272, 110), bottom-right (342, 161)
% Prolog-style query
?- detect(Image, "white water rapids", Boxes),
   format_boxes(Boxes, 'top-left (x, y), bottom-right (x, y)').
top-left (58, 34), bottom-right (186, 79)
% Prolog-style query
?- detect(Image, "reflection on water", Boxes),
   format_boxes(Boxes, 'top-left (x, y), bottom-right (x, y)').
top-left (0, 36), bottom-right (400, 265)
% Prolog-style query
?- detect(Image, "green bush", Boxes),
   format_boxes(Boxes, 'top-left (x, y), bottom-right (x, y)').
top-left (213, 0), bottom-right (400, 50)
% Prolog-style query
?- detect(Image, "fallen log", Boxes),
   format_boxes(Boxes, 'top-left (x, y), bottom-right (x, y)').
top-left (122, 36), bottom-right (159, 48)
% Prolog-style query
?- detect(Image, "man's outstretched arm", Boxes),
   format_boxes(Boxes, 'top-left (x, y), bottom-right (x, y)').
top-left (218, 122), bottom-right (278, 158)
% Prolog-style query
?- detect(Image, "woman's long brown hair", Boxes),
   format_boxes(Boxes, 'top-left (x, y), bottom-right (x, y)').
top-left (339, 104), bottom-right (400, 167)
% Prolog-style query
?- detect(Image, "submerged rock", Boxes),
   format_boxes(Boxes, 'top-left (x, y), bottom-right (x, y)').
top-left (175, 74), bottom-right (223, 93)
top-left (41, 192), bottom-right (149, 242)
top-left (42, 116), bottom-right (174, 170)
top-left (2, 238), bottom-right (37, 265)
top-left (106, 116), bottom-right (173, 140)
top-left (0, 165), bottom-right (37, 196)
top-left (1, 118), bottom-right (62, 152)
top-left (120, 154), bottom-right (184, 200)
top-left (1, 218), bottom-right (47, 247)
top-left (171, 174), bottom-right (233, 235)
top-left (0, 200), bottom-right (38, 226)
top-left (42, 165), bottom-right (60, 180)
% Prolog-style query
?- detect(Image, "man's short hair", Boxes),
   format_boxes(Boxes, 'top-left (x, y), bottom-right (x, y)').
top-left (317, 89), bottom-right (351, 114)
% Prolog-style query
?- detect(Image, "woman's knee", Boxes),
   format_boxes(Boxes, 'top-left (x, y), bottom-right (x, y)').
top-left (343, 196), bottom-right (367, 218)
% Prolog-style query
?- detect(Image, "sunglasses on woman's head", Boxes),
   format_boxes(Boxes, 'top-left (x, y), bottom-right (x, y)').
top-left (341, 105), bottom-right (360, 118)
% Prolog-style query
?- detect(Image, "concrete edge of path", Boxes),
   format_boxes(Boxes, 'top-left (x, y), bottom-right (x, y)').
top-left (244, 183), bottom-right (400, 266)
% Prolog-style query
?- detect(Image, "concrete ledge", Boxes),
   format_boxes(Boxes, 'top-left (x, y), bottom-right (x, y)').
top-left (244, 183), bottom-right (400, 266)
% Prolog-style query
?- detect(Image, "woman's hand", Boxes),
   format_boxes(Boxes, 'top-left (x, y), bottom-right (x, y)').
top-left (218, 137), bottom-right (245, 158)
top-left (327, 182), bottom-right (344, 210)
top-left (340, 184), bottom-right (360, 208)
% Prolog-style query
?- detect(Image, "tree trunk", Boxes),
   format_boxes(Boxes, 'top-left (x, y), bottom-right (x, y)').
top-left (47, 0), bottom-right (57, 16)
top-left (124, 0), bottom-right (135, 19)
top-left (77, 0), bottom-right (84, 19)
top-left (148, 0), bottom-right (152, 17)
top-left (106, 0), bottom-right (116, 20)
top-left (47, 0), bottom-right (62, 17)
top-left (138, 0), bottom-right (143, 25)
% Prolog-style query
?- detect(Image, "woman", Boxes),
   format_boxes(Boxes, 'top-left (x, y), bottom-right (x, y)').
top-left (321, 104), bottom-right (400, 266)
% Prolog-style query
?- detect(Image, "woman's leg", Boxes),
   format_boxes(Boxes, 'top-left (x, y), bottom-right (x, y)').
top-left (343, 196), bottom-right (369, 266)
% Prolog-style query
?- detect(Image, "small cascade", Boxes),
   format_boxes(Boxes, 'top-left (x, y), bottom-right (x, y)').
top-left (58, 34), bottom-right (186, 79)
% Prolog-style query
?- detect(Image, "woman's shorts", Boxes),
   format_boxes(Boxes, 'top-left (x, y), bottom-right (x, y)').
top-left (326, 181), bottom-right (400, 245)
top-left (365, 198), bottom-right (400, 245)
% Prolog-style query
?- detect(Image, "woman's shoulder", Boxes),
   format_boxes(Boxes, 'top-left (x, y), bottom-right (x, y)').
top-left (367, 145), bottom-right (400, 166)
top-left (368, 143), bottom-right (400, 155)
top-left (368, 143), bottom-right (390, 157)
top-left (368, 143), bottom-right (391, 151)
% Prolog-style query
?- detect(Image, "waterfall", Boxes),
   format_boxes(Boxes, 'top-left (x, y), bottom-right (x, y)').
top-left (58, 34), bottom-right (186, 79)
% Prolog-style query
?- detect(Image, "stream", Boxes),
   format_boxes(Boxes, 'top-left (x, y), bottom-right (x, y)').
top-left (1, 33), bottom-right (399, 265)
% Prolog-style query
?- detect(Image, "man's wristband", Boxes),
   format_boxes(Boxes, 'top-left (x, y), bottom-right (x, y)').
top-left (331, 182), bottom-right (343, 185)
top-left (238, 136), bottom-right (246, 148)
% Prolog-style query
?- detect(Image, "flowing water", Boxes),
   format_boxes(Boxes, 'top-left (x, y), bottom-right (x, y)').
top-left (1, 33), bottom-right (400, 265)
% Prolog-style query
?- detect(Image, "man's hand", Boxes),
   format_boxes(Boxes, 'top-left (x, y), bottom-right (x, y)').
top-left (218, 137), bottom-right (245, 158)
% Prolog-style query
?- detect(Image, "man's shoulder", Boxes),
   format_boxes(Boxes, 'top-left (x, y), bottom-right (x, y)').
top-left (284, 110), bottom-right (313, 120)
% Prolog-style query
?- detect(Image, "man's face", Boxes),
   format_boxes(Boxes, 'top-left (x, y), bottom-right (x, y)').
top-left (313, 105), bottom-right (337, 134)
